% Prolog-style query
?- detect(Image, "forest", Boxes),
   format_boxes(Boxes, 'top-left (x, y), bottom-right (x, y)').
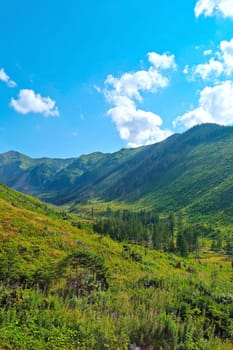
top-left (93, 208), bottom-right (233, 258)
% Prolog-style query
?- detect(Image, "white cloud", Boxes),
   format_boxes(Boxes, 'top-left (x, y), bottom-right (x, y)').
top-left (195, 0), bottom-right (233, 18)
top-left (183, 65), bottom-right (189, 75)
top-left (104, 52), bottom-right (175, 147)
top-left (186, 38), bottom-right (233, 81)
top-left (194, 58), bottom-right (224, 80)
top-left (107, 95), bottom-right (172, 147)
top-left (203, 49), bottom-right (213, 56)
top-left (195, 0), bottom-right (217, 17)
top-left (0, 68), bottom-right (16, 87)
top-left (147, 52), bottom-right (176, 70)
top-left (10, 89), bottom-right (59, 117)
top-left (220, 38), bottom-right (233, 75)
top-left (105, 69), bottom-right (169, 103)
top-left (174, 81), bottom-right (233, 128)
top-left (94, 84), bottom-right (101, 93)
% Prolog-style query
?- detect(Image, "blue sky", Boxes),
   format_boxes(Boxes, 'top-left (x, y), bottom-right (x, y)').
top-left (1, 0), bottom-right (233, 158)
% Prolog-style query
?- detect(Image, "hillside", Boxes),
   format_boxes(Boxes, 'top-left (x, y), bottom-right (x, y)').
top-left (0, 184), bottom-right (232, 349)
top-left (1, 124), bottom-right (233, 217)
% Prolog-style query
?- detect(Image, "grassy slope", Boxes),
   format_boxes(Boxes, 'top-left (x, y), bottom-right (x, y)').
top-left (0, 184), bottom-right (232, 349)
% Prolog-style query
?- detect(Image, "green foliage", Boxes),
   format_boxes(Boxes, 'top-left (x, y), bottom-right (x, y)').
top-left (0, 179), bottom-right (232, 349)
top-left (2, 124), bottom-right (233, 223)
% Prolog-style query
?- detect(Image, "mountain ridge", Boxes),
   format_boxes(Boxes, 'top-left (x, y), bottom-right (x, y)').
top-left (1, 123), bottom-right (233, 216)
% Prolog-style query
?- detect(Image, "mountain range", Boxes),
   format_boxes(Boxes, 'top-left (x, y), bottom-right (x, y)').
top-left (0, 124), bottom-right (232, 349)
top-left (0, 162), bottom-right (232, 350)
top-left (1, 123), bottom-right (233, 216)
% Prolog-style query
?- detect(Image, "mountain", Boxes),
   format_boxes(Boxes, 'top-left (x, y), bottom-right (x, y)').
top-left (0, 183), bottom-right (232, 349)
top-left (0, 150), bottom-right (74, 193)
top-left (1, 123), bottom-right (233, 215)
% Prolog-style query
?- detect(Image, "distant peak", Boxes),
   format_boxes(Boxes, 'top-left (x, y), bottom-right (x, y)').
top-left (0, 150), bottom-right (31, 160)
top-left (5, 150), bottom-right (21, 156)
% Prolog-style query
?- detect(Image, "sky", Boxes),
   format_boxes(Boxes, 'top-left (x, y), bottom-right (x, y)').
top-left (1, 0), bottom-right (233, 158)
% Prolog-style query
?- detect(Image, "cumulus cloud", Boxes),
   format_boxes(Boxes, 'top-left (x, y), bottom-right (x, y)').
top-left (0, 68), bottom-right (16, 87)
top-left (106, 95), bottom-right (172, 147)
top-left (220, 38), bottom-right (233, 74)
top-left (104, 52), bottom-right (176, 147)
top-left (195, 0), bottom-right (233, 18)
top-left (148, 52), bottom-right (176, 70)
top-left (194, 58), bottom-right (224, 80)
top-left (186, 38), bottom-right (233, 81)
top-left (10, 89), bottom-right (59, 117)
top-left (173, 81), bottom-right (233, 128)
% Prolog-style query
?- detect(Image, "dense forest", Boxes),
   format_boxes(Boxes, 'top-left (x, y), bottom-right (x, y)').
top-left (94, 208), bottom-right (233, 258)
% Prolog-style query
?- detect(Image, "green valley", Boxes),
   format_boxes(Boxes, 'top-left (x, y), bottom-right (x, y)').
top-left (0, 182), bottom-right (232, 349)
top-left (1, 124), bottom-right (233, 220)
top-left (0, 124), bottom-right (233, 349)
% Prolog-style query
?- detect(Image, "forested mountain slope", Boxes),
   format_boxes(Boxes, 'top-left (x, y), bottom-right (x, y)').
top-left (1, 123), bottom-right (233, 216)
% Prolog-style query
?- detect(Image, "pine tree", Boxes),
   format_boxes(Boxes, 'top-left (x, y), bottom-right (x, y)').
top-left (176, 232), bottom-right (188, 257)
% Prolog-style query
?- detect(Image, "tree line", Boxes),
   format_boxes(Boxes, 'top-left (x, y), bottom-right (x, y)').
top-left (93, 208), bottom-right (232, 257)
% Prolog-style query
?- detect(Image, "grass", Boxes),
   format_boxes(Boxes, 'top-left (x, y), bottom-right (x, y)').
top-left (0, 184), bottom-right (232, 349)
